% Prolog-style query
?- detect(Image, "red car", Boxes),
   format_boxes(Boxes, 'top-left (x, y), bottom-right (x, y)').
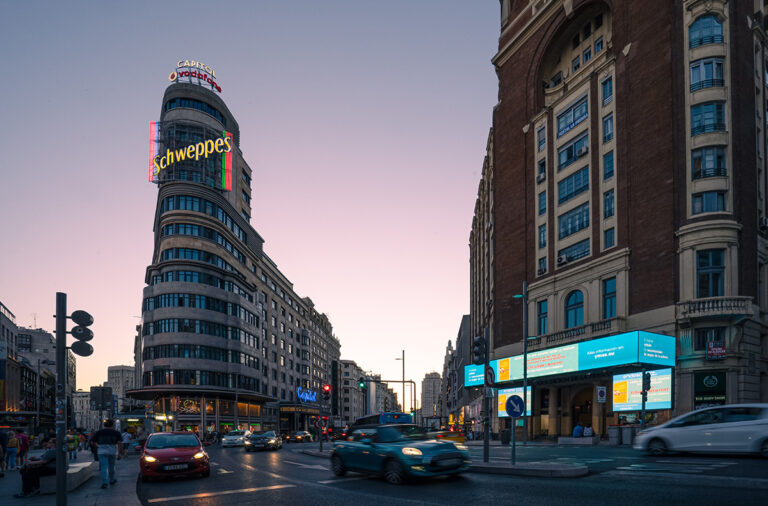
top-left (139, 432), bottom-right (210, 482)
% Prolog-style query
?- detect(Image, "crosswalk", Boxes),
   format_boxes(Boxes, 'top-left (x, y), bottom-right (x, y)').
top-left (615, 458), bottom-right (738, 474)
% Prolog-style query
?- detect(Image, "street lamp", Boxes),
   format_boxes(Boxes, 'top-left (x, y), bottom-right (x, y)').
top-left (395, 350), bottom-right (405, 412)
top-left (513, 281), bottom-right (530, 444)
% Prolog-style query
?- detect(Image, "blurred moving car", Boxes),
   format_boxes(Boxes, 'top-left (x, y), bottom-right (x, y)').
top-left (331, 424), bottom-right (470, 485)
top-left (634, 404), bottom-right (768, 457)
top-left (428, 431), bottom-right (466, 443)
top-left (139, 432), bottom-right (209, 482)
top-left (221, 430), bottom-right (247, 447)
top-left (245, 430), bottom-right (282, 451)
top-left (286, 431), bottom-right (314, 443)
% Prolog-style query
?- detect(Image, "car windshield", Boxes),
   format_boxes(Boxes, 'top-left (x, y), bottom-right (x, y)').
top-left (146, 434), bottom-right (199, 449)
top-left (226, 431), bottom-right (244, 436)
top-left (377, 425), bottom-right (428, 442)
top-left (251, 431), bottom-right (275, 438)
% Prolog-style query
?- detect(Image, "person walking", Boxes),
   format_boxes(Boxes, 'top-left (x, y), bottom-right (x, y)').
top-left (15, 430), bottom-right (29, 467)
top-left (66, 430), bottom-right (78, 461)
top-left (6, 432), bottom-right (19, 471)
top-left (90, 420), bottom-right (123, 489)
top-left (121, 430), bottom-right (132, 456)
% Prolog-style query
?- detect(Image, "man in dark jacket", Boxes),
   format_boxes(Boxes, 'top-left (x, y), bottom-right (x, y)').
top-left (91, 420), bottom-right (123, 488)
top-left (13, 448), bottom-right (56, 498)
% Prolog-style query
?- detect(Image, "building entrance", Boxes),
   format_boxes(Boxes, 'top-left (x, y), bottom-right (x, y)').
top-left (571, 387), bottom-right (593, 431)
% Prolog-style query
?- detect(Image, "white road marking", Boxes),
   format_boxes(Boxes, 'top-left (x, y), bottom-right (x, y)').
top-left (282, 459), bottom-right (329, 470)
top-left (218, 469), bottom-right (234, 474)
top-left (147, 484), bottom-right (295, 503)
top-left (317, 476), bottom-right (370, 485)
top-left (243, 464), bottom-right (256, 471)
top-left (210, 462), bottom-right (220, 466)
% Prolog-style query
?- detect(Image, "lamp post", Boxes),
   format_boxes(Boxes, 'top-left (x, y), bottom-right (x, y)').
top-left (513, 281), bottom-right (529, 444)
top-left (395, 350), bottom-right (405, 412)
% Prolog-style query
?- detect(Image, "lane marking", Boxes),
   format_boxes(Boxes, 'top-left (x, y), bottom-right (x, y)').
top-left (147, 484), bottom-right (295, 503)
top-left (243, 464), bottom-right (256, 471)
top-left (317, 476), bottom-right (370, 485)
top-left (282, 459), bottom-right (329, 470)
top-left (218, 469), bottom-right (233, 474)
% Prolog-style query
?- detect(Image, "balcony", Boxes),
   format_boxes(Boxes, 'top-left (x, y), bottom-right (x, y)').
top-left (528, 317), bottom-right (626, 351)
top-left (676, 296), bottom-right (753, 320)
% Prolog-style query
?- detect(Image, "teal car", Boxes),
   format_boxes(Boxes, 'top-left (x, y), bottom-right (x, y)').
top-left (330, 424), bottom-right (471, 484)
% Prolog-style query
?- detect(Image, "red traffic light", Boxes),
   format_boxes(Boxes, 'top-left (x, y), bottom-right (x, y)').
top-left (321, 416), bottom-right (329, 420)
top-left (322, 384), bottom-right (331, 392)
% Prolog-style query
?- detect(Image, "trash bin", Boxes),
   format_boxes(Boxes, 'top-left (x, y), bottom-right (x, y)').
top-left (621, 425), bottom-right (635, 446)
top-left (608, 425), bottom-right (621, 445)
top-left (501, 429), bottom-right (511, 445)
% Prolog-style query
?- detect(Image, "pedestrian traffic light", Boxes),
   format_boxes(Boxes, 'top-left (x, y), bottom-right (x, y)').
top-left (70, 310), bottom-right (94, 357)
top-left (472, 335), bottom-right (486, 365)
top-left (322, 384), bottom-right (331, 400)
top-left (358, 378), bottom-right (366, 389)
top-left (642, 372), bottom-right (651, 391)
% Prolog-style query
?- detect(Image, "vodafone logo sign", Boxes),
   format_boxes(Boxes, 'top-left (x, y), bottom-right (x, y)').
top-left (168, 71), bottom-right (178, 81)
top-left (169, 60), bottom-right (222, 93)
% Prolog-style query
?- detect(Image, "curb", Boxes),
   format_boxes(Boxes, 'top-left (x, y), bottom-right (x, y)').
top-left (468, 463), bottom-right (589, 478)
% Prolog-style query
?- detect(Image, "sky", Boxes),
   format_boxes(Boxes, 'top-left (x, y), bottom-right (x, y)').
top-left (0, 1), bottom-right (499, 410)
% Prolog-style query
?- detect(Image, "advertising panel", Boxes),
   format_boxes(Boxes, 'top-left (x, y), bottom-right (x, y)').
top-left (578, 335), bottom-right (637, 370)
top-left (638, 332), bottom-right (676, 366)
top-left (497, 386), bottom-right (532, 418)
top-left (694, 371), bottom-right (726, 408)
top-left (464, 364), bottom-right (484, 387)
top-left (612, 368), bottom-right (672, 411)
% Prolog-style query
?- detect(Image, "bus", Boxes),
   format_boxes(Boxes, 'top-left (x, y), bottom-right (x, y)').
top-left (354, 412), bottom-right (413, 426)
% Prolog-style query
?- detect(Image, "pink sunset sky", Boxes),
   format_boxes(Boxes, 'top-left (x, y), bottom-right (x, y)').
top-left (0, 1), bottom-right (499, 409)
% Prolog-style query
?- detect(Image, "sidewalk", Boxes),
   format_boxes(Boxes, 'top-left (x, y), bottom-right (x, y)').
top-left (0, 449), bottom-right (140, 505)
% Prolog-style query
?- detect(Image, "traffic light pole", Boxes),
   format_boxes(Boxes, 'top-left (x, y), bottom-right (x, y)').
top-left (640, 367), bottom-right (647, 429)
top-left (483, 326), bottom-right (490, 464)
top-left (55, 292), bottom-right (67, 506)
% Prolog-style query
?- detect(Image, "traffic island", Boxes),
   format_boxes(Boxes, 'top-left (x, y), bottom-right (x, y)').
top-left (469, 461), bottom-right (588, 478)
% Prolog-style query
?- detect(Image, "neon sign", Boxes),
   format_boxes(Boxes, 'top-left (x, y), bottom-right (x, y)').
top-left (170, 60), bottom-right (221, 92)
top-left (297, 387), bottom-right (317, 403)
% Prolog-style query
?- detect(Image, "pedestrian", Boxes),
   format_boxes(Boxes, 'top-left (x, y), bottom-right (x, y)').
top-left (66, 430), bottom-right (78, 461)
top-left (13, 447), bottom-right (57, 498)
top-left (90, 419), bottom-right (123, 489)
top-left (15, 430), bottom-right (29, 467)
top-left (78, 432), bottom-right (86, 451)
top-left (583, 424), bottom-right (594, 437)
top-left (6, 432), bottom-right (19, 471)
top-left (572, 422), bottom-right (584, 438)
top-left (121, 429), bottom-right (132, 456)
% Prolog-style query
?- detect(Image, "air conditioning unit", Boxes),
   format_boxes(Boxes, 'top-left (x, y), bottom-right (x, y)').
top-left (576, 146), bottom-right (589, 157)
top-left (536, 173), bottom-right (546, 184)
top-left (557, 254), bottom-right (568, 265)
top-left (760, 216), bottom-right (768, 230)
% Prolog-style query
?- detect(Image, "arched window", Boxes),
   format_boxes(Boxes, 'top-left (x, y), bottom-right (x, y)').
top-left (689, 15), bottom-right (723, 48)
top-left (565, 291), bottom-right (584, 328)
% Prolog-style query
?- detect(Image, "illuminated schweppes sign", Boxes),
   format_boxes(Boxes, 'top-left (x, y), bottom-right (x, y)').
top-left (148, 122), bottom-right (234, 191)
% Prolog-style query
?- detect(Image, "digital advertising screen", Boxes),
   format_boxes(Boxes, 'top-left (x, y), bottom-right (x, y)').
top-left (464, 364), bottom-right (484, 387)
top-left (497, 386), bottom-right (532, 417)
top-left (638, 332), bottom-right (676, 367)
top-left (612, 368), bottom-right (673, 411)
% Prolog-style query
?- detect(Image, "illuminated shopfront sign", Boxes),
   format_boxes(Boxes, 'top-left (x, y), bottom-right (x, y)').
top-left (297, 387), bottom-right (317, 403)
top-left (148, 122), bottom-right (233, 191)
top-left (613, 368), bottom-right (672, 411)
top-left (497, 386), bottom-right (532, 417)
top-left (170, 60), bottom-right (221, 92)
top-left (464, 331), bottom-right (676, 387)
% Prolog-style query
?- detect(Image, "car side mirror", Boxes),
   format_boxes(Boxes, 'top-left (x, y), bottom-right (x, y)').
top-left (360, 438), bottom-right (373, 445)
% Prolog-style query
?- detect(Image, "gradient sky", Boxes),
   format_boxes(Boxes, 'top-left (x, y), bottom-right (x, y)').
top-left (0, 1), bottom-right (499, 410)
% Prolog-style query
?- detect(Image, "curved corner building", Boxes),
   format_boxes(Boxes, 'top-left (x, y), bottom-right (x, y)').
top-left (130, 78), bottom-right (341, 435)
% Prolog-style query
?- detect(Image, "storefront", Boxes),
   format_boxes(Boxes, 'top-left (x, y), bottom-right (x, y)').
top-left (278, 403), bottom-right (319, 434)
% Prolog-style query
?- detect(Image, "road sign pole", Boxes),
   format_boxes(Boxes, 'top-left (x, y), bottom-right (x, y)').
top-left (511, 423), bottom-right (516, 465)
top-left (505, 394), bottom-right (524, 467)
top-left (483, 326), bottom-right (490, 464)
top-left (55, 292), bottom-right (67, 506)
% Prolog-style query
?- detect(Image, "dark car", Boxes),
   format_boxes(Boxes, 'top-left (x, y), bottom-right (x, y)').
top-left (331, 424), bottom-right (470, 485)
top-left (245, 430), bottom-right (282, 451)
top-left (286, 431), bottom-right (314, 443)
top-left (139, 432), bottom-right (209, 482)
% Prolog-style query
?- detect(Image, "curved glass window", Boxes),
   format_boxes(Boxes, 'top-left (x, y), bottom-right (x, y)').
top-left (689, 15), bottom-right (723, 49)
top-left (161, 195), bottom-right (246, 243)
top-left (162, 223), bottom-right (246, 264)
top-left (691, 102), bottom-right (725, 136)
top-left (164, 98), bottom-right (226, 126)
top-left (143, 293), bottom-right (259, 327)
top-left (143, 344), bottom-right (260, 369)
top-left (142, 370), bottom-right (260, 392)
top-left (151, 270), bottom-right (253, 302)
top-left (691, 146), bottom-right (726, 179)
top-left (142, 318), bottom-right (258, 347)
top-left (160, 248), bottom-right (237, 273)
top-left (690, 58), bottom-right (724, 92)
top-left (565, 291), bottom-right (584, 328)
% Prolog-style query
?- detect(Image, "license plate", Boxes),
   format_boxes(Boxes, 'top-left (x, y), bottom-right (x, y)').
top-left (164, 464), bottom-right (188, 471)
top-left (436, 458), bottom-right (462, 467)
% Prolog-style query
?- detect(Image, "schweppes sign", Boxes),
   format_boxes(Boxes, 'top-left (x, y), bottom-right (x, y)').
top-left (148, 122), bottom-right (234, 191)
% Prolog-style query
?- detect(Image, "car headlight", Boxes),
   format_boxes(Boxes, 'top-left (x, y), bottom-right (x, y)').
top-left (402, 447), bottom-right (422, 456)
top-left (193, 452), bottom-right (206, 459)
top-left (143, 455), bottom-right (157, 462)
top-left (268, 439), bottom-right (276, 444)
top-left (454, 444), bottom-right (468, 451)
top-left (245, 441), bottom-right (252, 445)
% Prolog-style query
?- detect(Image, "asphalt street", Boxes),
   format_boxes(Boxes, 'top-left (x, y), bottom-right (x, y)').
top-left (132, 442), bottom-right (768, 506)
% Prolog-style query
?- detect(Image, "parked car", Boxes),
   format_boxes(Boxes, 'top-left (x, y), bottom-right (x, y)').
top-left (245, 430), bottom-right (282, 451)
top-left (286, 431), bottom-right (314, 443)
top-left (139, 432), bottom-right (209, 482)
top-left (634, 404), bottom-right (768, 457)
top-left (221, 430), bottom-right (247, 447)
top-left (331, 424), bottom-right (470, 485)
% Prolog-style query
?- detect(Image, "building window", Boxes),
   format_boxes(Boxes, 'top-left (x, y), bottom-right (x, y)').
top-left (538, 191), bottom-right (546, 215)
top-left (603, 114), bottom-right (614, 143)
top-left (559, 238), bottom-right (590, 262)
top-left (697, 249), bottom-right (724, 297)
top-left (604, 228), bottom-right (615, 249)
top-left (572, 33), bottom-right (580, 49)
top-left (537, 126), bottom-right (546, 151)
top-left (538, 224), bottom-right (547, 248)
top-left (558, 202), bottom-right (590, 239)
top-left (595, 14), bottom-right (603, 29)
top-left (583, 23), bottom-right (591, 39)
top-left (583, 47), bottom-right (592, 64)
top-left (604, 189), bottom-right (614, 218)
top-left (565, 291), bottom-right (584, 329)
top-left (572, 56), bottom-right (580, 73)
top-left (241, 190), bottom-right (251, 204)
top-left (691, 146), bottom-right (726, 179)
top-left (537, 300), bottom-right (548, 335)
top-left (557, 97), bottom-right (588, 137)
top-left (538, 159), bottom-right (546, 179)
top-left (694, 327), bottom-right (725, 351)
top-left (538, 257), bottom-right (547, 273)
top-left (595, 36), bottom-right (603, 53)
top-left (689, 15), bottom-right (723, 49)
top-left (603, 151), bottom-right (614, 180)
top-left (558, 132), bottom-right (589, 169)
top-left (692, 191), bottom-right (726, 214)
top-left (603, 277), bottom-right (616, 319)
top-left (691, 102), bottom-right (725, 136)
top-left (690, 58), bottom-right (724, 92)
top-left (602, 77), bottom-right (613, 105)
top-left (558, 166), bottom-right (589, 204)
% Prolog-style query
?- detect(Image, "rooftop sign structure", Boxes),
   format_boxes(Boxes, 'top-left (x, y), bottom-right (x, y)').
top-left (169, 59), bottom-right (222, 93)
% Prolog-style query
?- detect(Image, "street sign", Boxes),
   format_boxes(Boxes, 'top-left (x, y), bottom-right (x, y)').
top-left (313, 419), bottom-right (320, 429)
top-left (505, 395), bottom-right (525, 418)
top-left (485, 366), bottom-right (495, 387)
top-left (596, 386), bottom-right (607, 404)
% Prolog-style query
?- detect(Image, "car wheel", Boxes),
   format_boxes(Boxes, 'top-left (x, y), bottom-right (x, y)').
top-left (760, 439), bottom-right (768, 458)
top-left (648, 438), bottom-right (667, 456)
top-left (383, 459), bottom-right (406, 485)
top-left (331, 454), bottom-right (347, 477)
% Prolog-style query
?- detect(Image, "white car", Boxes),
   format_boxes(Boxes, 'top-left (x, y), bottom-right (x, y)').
top-left (634, 404), bottom-right (768, 457)
top-left (221, 430), bottom-right (248, 447)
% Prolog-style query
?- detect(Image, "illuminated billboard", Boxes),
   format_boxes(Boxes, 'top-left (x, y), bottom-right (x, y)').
top-left (464, 331), bottom-right (676, 387)
top-left (464, 364), bottom-right (483, 388)
top-left (612, 368), bottom-right (672, 411)
top-left (497, 386), bottom-right (532, 418)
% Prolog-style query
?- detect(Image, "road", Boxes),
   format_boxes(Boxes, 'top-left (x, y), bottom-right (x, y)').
top-left (133, 442), bottom-right (768, 505)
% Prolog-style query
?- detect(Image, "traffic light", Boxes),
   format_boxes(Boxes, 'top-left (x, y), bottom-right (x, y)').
top-left (358, 378), bottom-right (366, 389)
top-left (70, 310), bottom-right (94, 357)
top-left (642, 372), bottom-right (652, 392)
top-left (472, 335), bottom-right (486, 365)
top-left (322, 384), bottom-right (331, 401)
